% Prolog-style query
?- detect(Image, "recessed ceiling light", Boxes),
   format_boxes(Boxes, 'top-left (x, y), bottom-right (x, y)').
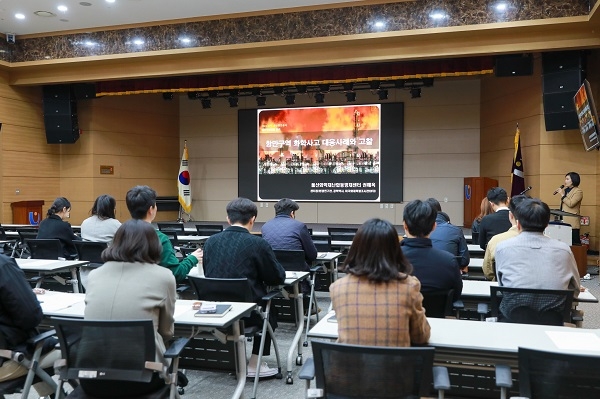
top-left (430, 12), bottom-right (447, 20)
top-left (133, 39), bottom-right (144, 45)
top-left (495, 3), bottom-right (507, 12)
top-left (15, 13), bottom-right (25, 19)
top-left (180, 37), bottom-right (191, 44)
top-left (57, 5), bottom-right (68, 12)
top-left (374, 21), bottom-right (385, 28)
top-left (34, 11), bottom-right (56, 17)
top-left (106, 0), bottom-right (116, 3)
top-left (85, 41), bottom-right (96, 46)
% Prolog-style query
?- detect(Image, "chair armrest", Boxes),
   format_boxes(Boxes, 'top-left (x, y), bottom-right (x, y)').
top-left (27, 329), bottom-right (56, 345)
top-left (164, 337), bottom-right (190, 359)
top-left (495, 364), bottom-right (513, 389)
top-left (432, 366), bottom-right (450, 391)
top-left (309, 265), bottom-right (324, 273)
top-left (298, 357), bottom-right (315, 381)
top-left (262, 289), bottom-right (282, 302)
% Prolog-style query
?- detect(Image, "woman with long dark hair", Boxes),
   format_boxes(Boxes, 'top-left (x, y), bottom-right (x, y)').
top-left (81, 194), bottom-right (121, 244)
top-left (36, 197), bottom-right (78, 259)
top-left (329, 218), bottom-right (430, 347)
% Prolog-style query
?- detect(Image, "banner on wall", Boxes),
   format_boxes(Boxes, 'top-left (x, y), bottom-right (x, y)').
top-left (178, 141), bottom-right (192, 213)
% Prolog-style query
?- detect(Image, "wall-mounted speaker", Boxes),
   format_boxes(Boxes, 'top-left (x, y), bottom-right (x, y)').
top-left (43, 85), bottom-right (80, 144)
top-left (495, 54), bottom-right (533, 77)
top-left (542, 51), bottom-right (585, 131)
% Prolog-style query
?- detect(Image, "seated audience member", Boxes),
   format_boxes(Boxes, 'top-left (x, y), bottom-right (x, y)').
top-left (478, 187), bottom-right (512, 250)
top-left (126, 185), bottom-right (202, 282)
top-left (0, 254), bottom-right (60, 397)
top-left (84, 219), bottom-right (176, 397)
top-left (425, 198), bottom-right (470, 273)
top-left (400, 200), bottom-right (462, 300)
top-left (482, 195), bottom-right (527, 281)
top-left (471, 197), bottom-right (492, 242)
top-left (261, 198), bottom-right (317, 311)
top-left (36, 197), bottom-right (78, 259)
top-left (495, 198), bottom-right (581, 319)
top-left (81, 194), bottom-right (121, 244)
top-left (330, 218), bottom-right (430, 347)
top-left (203, 197), bottom-right (286, 378)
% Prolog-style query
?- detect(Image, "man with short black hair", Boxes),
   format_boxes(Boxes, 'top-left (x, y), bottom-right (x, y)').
top-left (203, 197), bottom-right (286, 378)
top-left (126, 185), bottom-right (203, 281)
top-left (425, 198), bottom-right (470, 272)
top-left (495, 198), bottom-right (581, 318)
top-left (400, 200), bottom-right (463, 300)
top-left (478, 187), bottom-right (512, 249)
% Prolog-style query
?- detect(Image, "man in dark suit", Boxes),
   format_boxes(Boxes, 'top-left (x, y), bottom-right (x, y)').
top-left (478, 187), bottom-right (512, 250)
top-left (400, 200), bottom-right (463, 301)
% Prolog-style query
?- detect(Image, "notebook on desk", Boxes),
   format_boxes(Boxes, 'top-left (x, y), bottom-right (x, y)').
top-left (194, 304), bottom-right (232, 317)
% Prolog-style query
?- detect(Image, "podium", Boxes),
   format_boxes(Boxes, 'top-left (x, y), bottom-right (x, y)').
top-left (463, 177), bottom-right (498, 228)
top-left (10, 200), bottom-right (44, 224)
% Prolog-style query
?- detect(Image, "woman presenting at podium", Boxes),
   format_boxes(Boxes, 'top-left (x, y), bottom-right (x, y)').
top-left (555, 172), bottom-right (583, 245)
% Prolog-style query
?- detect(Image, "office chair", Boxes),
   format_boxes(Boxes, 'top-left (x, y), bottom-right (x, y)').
top-left (16, 230), bottom-right (38, 258)
top-left (299, 341), bottom-right (450, 399)
top-left (495, 347), bottom-right (600, 399)
top-left (421, 289), bottom-right (464, 319)
top-left (0, 226), bottom-right (18, 257)
top-left (160, 230), bottom-right (180, 247)
top-left (193, 224), bottom-right (223, 236)
top-left (326, 227), bottom-right (357, 243)
top-left (0, 329), bottom-right (62, 399)
top-left (25, 238), bottom-right (63, 259)
top-left (272, 249), bottom-right (321, 347)
top-left (310, 235), bottom-right (332, 253)
top-left (73, 241), bottom-right (107, 266)
top-left (480, 286), bottom-right (575, 326)
top-left (52, 317), bottom-right (189, 399)
top-left (187, 276), bottom-right (282, 399)
top-left (157, 223), bottom-right (185, 233)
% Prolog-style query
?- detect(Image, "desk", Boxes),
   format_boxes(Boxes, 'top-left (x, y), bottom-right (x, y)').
top-left (278, 271), bottom-right (309, 384)
top-left (460, 280), bottom-right (598, 304)
top-left (39, 291), bottom-right (256, 399)
top-left (468, 244), bottom-right (484, 257)
top-left (314, 252), bottom-right (342, 283)
top-left (17, 258), bottom-right (89, 293)
top-left (177, 235), bottom-right (209, 245)
top-left (309, 312), bottom-right (600, 397)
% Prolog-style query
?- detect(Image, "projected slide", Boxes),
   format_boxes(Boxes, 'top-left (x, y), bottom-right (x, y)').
top-left (257, 105), bottom-right (381, 201)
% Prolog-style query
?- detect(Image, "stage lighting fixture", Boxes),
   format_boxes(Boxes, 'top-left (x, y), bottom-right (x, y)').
top-left (162, 92), bottom-right (174, 100)
top-left (201, 98), bottom-right (211, 109)
top-left (410, 87), bottom-right (421, 99)
top-left (345, 92), bottom-right (356, 102)
top-left (285, 94), bottom-right (296, 105)
top-left (343, 83), bottom-right (354, 91)
top-left (228, 96), bottom-right (239, 107)
top-left (256, 96), bottom-right (267, 107)
top-left (377, 89), bottom-right (388, 100)
top-left (187, 92), bottom-right (199, 100)
top-left (319, 84), bottom-right (330, 93)
top-left (315, 92), bottom-right (326, 104)
top-left (273, 87), bottom-right (284, 95)
top-left (370, 81), bottom-right (381, 90)
top-left (296, 85), bottom-right (307, 94)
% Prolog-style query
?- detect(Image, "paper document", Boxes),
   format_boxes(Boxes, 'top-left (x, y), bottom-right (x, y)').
top-left (39, 292), bottom-right (85, 312)
top-left (546, 331), bottom-right (600, 351)
top-left (21, 260), bottom-right (59, 267)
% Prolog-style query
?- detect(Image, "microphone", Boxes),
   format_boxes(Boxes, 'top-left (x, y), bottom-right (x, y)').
top-left (553, 185), bottom-right (564, 195)
top-left (519, 186), bottom-right (532, 195)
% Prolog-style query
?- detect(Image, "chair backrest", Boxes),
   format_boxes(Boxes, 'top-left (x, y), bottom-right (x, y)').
top-left (0, 226), bottom-right (6, 239)
top-left (161, 230), bottom-right (179, 246)
top-left (194, 224), bottom-right (223, 236)
top-left (311, 235), bottom-right (332, 252)
top-left (327, 227), bottom-right (358, 242)
top-left (157, 222), bottom-right (184, 232)
top-left (490, 286), bottom-right (574, 325)
top-left (18, 230), bottom-right (39, 242)
top-left (273, 249), bottom-right (306, 272)
top-left (25, 238), bottom-right (63, 259)
top-left (518, 347), bottom-right (600, 398)
top-left (421, 289), bottom-right (455, 318)
top-left (53, 317), bottom-right (155, 383)
top-left (74, 241), bottom-right (108, 264)
top-left (311, 341), bottom-right (435, 398)
top-left (188, 276), bottom-right (254, 303)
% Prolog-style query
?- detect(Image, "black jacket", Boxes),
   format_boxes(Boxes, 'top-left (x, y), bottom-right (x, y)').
top-left (36, 214), bottom-right (78, 258)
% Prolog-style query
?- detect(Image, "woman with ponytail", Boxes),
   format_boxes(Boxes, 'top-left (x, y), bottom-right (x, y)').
top-left (36, 197), bottom-right (78, 259)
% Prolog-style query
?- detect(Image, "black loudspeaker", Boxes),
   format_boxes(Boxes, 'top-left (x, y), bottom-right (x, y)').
top-left (43, 85), bottom-right (80, 144)
top-left (72, 83), bottom-right (96, 99)
top-left (495, 54), bottom-right (533, 77)
top-left (542, 51), bottom-right (585, 131)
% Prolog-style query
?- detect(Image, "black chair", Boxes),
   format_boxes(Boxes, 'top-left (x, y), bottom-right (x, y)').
top-left (298, 341), bottom-right (450, 399)
top-left (0, 330), bottom-right (63, 399)
top-left (25, 238), bottom-right (63, 259)
top-left (74, 241), bottom-right (108, 266)
top-left (326, 227), bottom-right (357, 243)
top-left (488, 286), bottom-right (575, 326)
top-left (160, 230), bottom-right (180, 247)
top-left (310, 235), bottom-right (332, 253)
top-left (421, 289), bottom-right (464, 319)
top-left (16, 230), bottom-right (38, 258)
top-left (52, 317), bottom-right (189, 399)
top-left (157, 223), bottom-right (185, 233)
top-left (187, 276), bottom-right (282, 399)
top-left (194, 224), bottom-right (223, 236)
top-left (273, 249), bottom-right (322, 347)
top-left (495, 347), bottom-right (600, 399)
top-left (0, 226), bottom-right (18, 257)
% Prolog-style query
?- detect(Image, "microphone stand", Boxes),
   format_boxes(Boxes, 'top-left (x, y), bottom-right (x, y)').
top-left (519, 186), bottom-right (532, 195)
